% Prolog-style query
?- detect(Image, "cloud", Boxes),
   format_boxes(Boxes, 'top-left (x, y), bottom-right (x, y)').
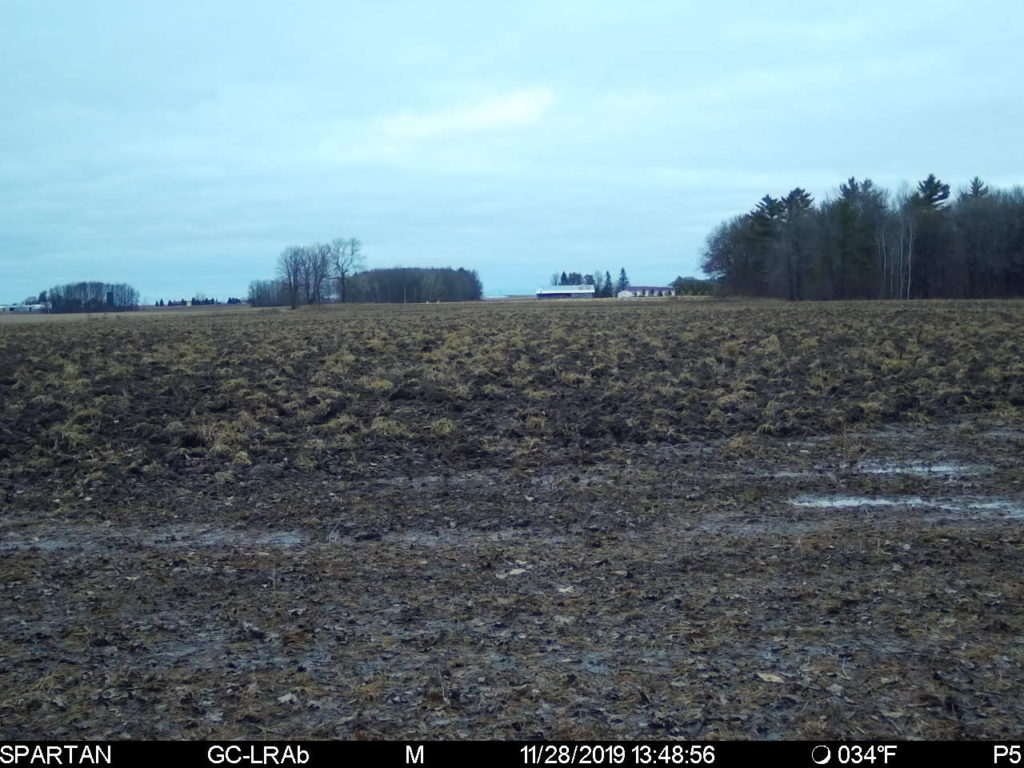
top-left (379, 88), bottom-right (555, 139)
top-left (315, 87), bottom-right (556, 170)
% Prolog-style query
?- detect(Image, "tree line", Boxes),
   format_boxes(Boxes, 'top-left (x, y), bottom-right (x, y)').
top-left (249, 237), bottom-right (483, 306)
top-left (156, 297), bottom-right (243, 307)
top-left (670, 276), bottom-right (717, 296)
top-left (40, 282), bottom-right (139, 313)
top-left (347, 267), bottom-right (483, 303)
top-left (702, 175), bottom-right (1024, 300)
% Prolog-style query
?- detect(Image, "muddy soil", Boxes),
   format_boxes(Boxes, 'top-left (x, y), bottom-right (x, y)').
top-left (3, 422), bottom-right (1023, 739)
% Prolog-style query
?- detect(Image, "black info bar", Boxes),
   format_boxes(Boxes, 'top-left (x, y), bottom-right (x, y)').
top-left (0, 741), bottom-right (1018, 767)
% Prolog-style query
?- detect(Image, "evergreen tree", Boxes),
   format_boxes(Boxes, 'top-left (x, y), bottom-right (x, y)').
top-left (908, 174), bottom-right (951, 297)
top-left (961, 176), bottom-right (989, 201)
top-left (914, 173), bottom-right (951, 209)
top-left (616, 268), bottom-right (629, 293)
top-left (780, 188), bottom-right (814, 300)
top-left (745, 195), bottom-right (785, 295)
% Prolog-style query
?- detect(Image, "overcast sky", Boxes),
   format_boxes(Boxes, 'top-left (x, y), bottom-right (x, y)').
top-left (2, 1), bottom-right (1022, 302)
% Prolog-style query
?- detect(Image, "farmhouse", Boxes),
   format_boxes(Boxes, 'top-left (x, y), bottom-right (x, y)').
top-left (617, 286), bottom-right (673, 298)
top-left (535, 285), bottom-right (596, 299)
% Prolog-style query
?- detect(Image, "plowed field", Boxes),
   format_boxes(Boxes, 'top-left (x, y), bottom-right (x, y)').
top-left (2, 299), bottom-right (1023, 739)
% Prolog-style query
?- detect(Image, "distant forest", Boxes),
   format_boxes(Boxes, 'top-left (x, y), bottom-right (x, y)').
top-left (41, 281), bottom-right (139, 313)
top-left (703, 175), bottom-right (1024, 300)
top-left (347, 267), bottom-right (483, 303)
top-left (249, 238), bottom-right (483, 306)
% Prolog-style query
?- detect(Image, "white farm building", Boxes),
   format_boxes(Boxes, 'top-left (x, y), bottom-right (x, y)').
top-left (617, 286), bottom-right (673, 298)
top-left (0, 303), bottom-right (49, 313)
top-left (536, 285), bottom-right (596, 299)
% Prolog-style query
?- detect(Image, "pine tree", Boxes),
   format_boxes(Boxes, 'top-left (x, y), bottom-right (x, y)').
top-left (913, 173), bottom-right (951, 210)
top-left (967, 176), bottom-right (989, 199)
top-left (746, 195), bottom-right (784, 295)
top-left (780, 188), bottom-right (814, 300)
top-left (616, 268), bottom-right (629, 294)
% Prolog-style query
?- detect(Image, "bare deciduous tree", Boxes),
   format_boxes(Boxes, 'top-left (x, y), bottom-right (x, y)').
top-left (331, 238), bottom-right (364, 304)
top-left (278, 246), bottom-right (306, 309)
top-left (307, 242), bottom-right (332, 305)
top-left (263, 237), bottom-right (365, 308)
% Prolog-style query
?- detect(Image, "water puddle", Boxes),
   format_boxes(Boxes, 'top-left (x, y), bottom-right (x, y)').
top-left (792, 495), bottom-right (923, 508)
top-left (699, 494), bottom-right (1024, 538)
top-left (741, 460), bottom-right (989, 481)
top-left (790, 494), bottom-right (1024, 520)
top-left (839, 460), bottom-right (987, 476)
